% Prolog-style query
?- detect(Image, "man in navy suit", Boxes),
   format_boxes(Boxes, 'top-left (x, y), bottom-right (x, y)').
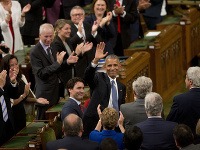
top-left (61, 77), bottom-right (85, 121)
top-left (136, 92), bottom-right (177, 150)
top-left (167, 66), bottom-right (200, 139)
top-left (82, 42), bottom-right (126, 138)
top-left (46, 114), bottom-right (99, 150)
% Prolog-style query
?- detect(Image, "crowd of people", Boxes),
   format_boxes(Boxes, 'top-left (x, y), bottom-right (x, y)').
top-left (0, 0), bottom-right (200, 150)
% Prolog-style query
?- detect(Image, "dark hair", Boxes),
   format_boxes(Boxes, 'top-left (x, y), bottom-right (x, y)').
top-left (63, 114), bottom-right (83, 136)
top-left (173, 124), bottom-right (194, 148)
top-left (91, 0), bottom-right (110, 15)
top-left (100, 138), bottom-right (118, 150)
top-left (66, 77), bottom-right (85, 94)
top-left (0, 54), bottom-right (22, 81)
top-left (123, 126), bottom-right (143, 150)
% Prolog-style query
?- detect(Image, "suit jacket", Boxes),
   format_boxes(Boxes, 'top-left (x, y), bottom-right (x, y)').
top-left (166, 88), bottom-right (200, 135)
top-left (107, 0), bottom-right (139, 49)
top-left (51, 35), bottom-right (74, 85)
top-left (120, 99), bottom-right (147, 128)
top-left (182, 144), bottom-right (200, 150)
top-left (61, 0), bottom-right (83, 7)
top-left (30, 42), bottom-right (61, 106)
top-left (46, 136), bottom-right (99, 150)
top-left (83, 64), bottom-right (126, 136)
top-left (61, 98), bottom-right (83, 121)
top-left (136, 118), bottom-right (178, 150)
top-left (70, 21), bottom-right (102, 78)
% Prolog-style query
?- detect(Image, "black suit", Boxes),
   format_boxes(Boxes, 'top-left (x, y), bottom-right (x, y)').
top-left (0, 79), bottom-right (18, 146)
top-left (70, 22), bottom-right (102, 78)
top-left (30, 42), bottom-right (69, 119)
top-left (83, 64), bottom-right (126, 137)
top-left (136, 118), bottom-right (178, 150)
top-left (107, 0), bottom-right (138, 56)
top-left (46, 136), bottom-right (99, 150)
top-left (61, 98), bottom-right (83, 121)
top-left (166, 88), bottom-right (200, 136)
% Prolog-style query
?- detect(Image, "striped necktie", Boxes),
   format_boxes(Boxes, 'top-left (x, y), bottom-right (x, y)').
top-left (47, 47), bottom-right (54, 62)
top-left (1, 95), bottom-right (8, 122)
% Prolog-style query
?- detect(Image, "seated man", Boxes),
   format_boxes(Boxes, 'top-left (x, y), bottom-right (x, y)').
top-left (136, 92), bottom-right (178, 150)
top-left (89, 106), bottom-right (125, 150)
top-left (173, 124), bottom-right (200, 150)
top-left (46, 113), bottom-right (99, 150)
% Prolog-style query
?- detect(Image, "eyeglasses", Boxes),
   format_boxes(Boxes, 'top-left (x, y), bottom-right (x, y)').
top-left (71, 13), bottom-right (84, 17)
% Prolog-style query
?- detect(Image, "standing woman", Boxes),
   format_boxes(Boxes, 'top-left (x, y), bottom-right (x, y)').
top-left (85, 0), bottom-right (116, 54)
top-left (0, 54), bottom-right (48, 133)
top-left (52, 19), bottom-right (93, 97)
top-left (0, 0), bottom-right (31, 54)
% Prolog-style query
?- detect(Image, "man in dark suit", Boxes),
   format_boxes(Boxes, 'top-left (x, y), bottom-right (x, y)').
top-left (167, 66), bottom-right (200, 139)
top-left (107, 0), bottom-right (138, 56)
top-left (69, 6), bottom-right (102, 78)
top-left (173, 124), bottom-right (200, 150)
top-left (46, 113), bottom-right (99, 150)
top-left (61, 77), bottom-right (85, 121)
top-left (30, 23), bottom-right (78, 120)
top-left (136, 92), bottom-right (177, 150)
top-left (83, 42), bottom-right (126, 138)
top-left (120, 76), bottom-right (152, 128)
top-left (0, 70), bottom-right (18, 146)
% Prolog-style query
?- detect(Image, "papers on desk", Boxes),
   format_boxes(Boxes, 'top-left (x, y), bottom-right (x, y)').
top-left (146, 31), bottom-right (161, 37)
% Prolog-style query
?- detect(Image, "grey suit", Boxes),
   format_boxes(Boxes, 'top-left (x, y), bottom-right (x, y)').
top-left (120, 99), bottom-right (147, 128)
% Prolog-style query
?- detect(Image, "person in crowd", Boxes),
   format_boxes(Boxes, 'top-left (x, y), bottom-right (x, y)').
top-left (46, 113), bottom-right (99, 150)
top-left (83, 43), bottom-right (126, 138)
top-left (173, 124), bottom-right (200, 150)
top-left (120, 76), bottom-right (152, 128)
top-left (18, 0), bottom-right (43, 46)
top-left (61, 77), bottom-right (85, 121)
top-left (106, 0), bottom-right (138, 56)
top-left (136, 92), bottom-right (177, 150)
top-left (0, 69), bottom-right (18, 146)
top-left (52, 19), bottom-right (92, 97)
top-left (167, 66), bottom-right (200, 139)
top-left (123, 126), bottom-right (143, 150)
top-left (0, 54), bottom-right (49, 133)
top-left (100, 137), bottom-right (118, 150)
top-left (69, 6), bottom-right (103, 78)
top-left (85, 0), bottom-right (116, 54)
top-left (89, 106), bottom-right (125, 150)
top-left (30, 23), bottom-right (78, 120)
top-left (0, 0), bottom-right (31, 54)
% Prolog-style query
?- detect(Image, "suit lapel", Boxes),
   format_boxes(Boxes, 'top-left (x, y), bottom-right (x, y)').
top-left (39, 43), bottom-right (53, 64)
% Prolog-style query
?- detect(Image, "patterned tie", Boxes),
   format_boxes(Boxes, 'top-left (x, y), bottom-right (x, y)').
top-left (111, 80), bottom-right (118, 111)
top-left (1, 95), bottom-right (8, 122)
top-left (116, 0), bottom-right (121, 33)
top-left (47, 47), bottom-right (54, 62)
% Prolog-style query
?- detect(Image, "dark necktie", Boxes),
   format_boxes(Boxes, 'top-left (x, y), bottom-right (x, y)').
top-left (1, 96), bottom-right (8, 122)
top-left (47, 47), bottom-right (54, 62)
top-left (111, 80), bottom-right (118, 111)
top-left (116, 0), bottom-right (121, 33)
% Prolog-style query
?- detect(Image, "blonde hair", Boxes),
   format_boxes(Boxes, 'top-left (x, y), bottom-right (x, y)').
top-left (54, 19), bottom-right (71, 35)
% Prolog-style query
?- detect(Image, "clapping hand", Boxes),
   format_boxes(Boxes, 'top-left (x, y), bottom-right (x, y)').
top-left (22, 4), bottom-right (31, 15)
top-left (36, 98), bottom-right (49, 105)
top-left (0, 70), bottom-right (7, 89)
top-left (56, 51), bottom-right (66, 64)
top-left (67, 51), bottom-right (79, 64)
top-left (93, 42), bottom-right (107, 64)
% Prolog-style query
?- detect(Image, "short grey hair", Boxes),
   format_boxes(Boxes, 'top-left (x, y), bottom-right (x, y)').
top-left (132, 76), bottom-right (153, 99)
top-left (39, 23), bottom-right (54, 35)
top-left (186, 66), bottom-right (200, 88)
top-left (145, 92), bottom-right (163, 116)
top-left (70, 6), bottom-right (85, 16)
top-left (105, 54), bottom-right (120, 62)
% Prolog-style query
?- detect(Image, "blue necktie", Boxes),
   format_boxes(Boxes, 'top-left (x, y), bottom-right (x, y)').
top-left (1, 95), bottom-right (8, 122)
top-left (111, 80), bottom-right (118, 111)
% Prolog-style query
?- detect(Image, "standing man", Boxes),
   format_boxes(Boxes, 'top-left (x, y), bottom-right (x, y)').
top-left (83, 42), bottom-right (126, 137)
top-left (120, 76), bottom-right (152, 128)
top-left (107, 0), bottom-right (138, 56)
top-left (167, 66), bottom-right (200, 139)
top-left (30, 23), bottom-right (78, 120)
top-left (61, 77), bottom-right (85, 121)
top-left (136, 92), bottom-right (177, 150)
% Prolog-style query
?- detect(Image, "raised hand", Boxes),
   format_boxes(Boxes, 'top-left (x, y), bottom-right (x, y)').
top-left (92, 20), bottom-right (99, 34)
top-left (78, 19), bottom-right (84, 35)
top-left (36, 98), bottom-right (49, 105)
top-left (97, 104), bottom-right (102, 118)
top-left (22, 4), bottom-right (31, 15)
top-left (138, 0), bottom-right (151, 11)
top-left (93, 42), bottom-right (107, 64)
top-left (9, 68), bottom-right (18, 84)
top-left (82, 42), bottom-right (93, 54)
top-left (75, 43), bottom-right (84, 55)
top-left (67, 51), bottom-right (79, 64)
top-left (0, 70), bottom-right (7, 89)
top-left (56, 51), bottom-right (66, 64)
